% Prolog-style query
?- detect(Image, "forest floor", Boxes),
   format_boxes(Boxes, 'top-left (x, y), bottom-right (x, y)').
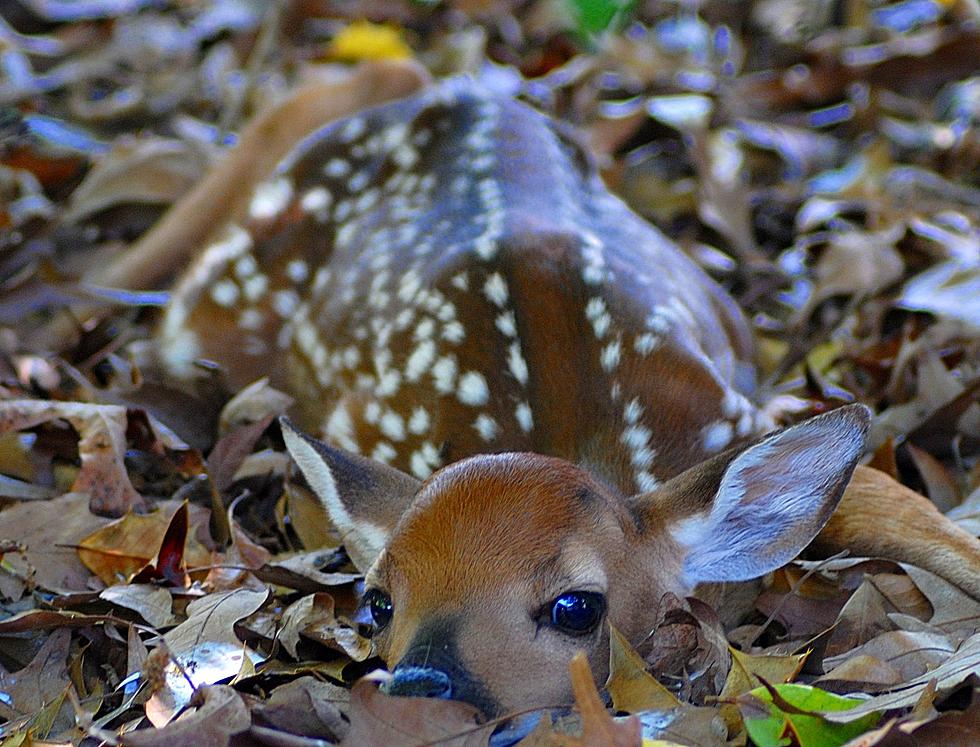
top-left (0, 1), bottom-right (979, 745)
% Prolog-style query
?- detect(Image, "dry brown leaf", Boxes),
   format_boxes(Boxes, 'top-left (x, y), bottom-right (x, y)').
top-left (0, 400), bottom-right (146, 515)
top-left (278, 592), bottom-right (371, 661)
top-left (163, 588), bottom-right (268, 656)
top-left (122, 685), bottom-right (250, 746)
top-left (871, 574), bottom-right (932, 621)
top-left (217, 377), bottom-right (294, 434)
top-left (716, 644), bottom-right (807, 739)
top-left (947, 485), bottom-right (980, 537)
top-left (606, 624), bottom-right (681, 713)
top-left (0, 628), bottom-right (71, 723)
top-left (825, 630), bottom-right (957, 682)
top-left (826, 580), bottom-right (898, 658)
top-left (796, 226), bottom-right (905, 323)
top-left (0, 492), bottom-right (107, 593)
top-left (340, 676), bottom-right (492, 746)
top-left (63, 137), bottom-right (212, 223)
top-left (99, 584), bottom-right (175, 628)
top-left (817, 654), bottom-right (904, 692)
top-left (77, 500), bottom-right (210, 586)
top-left (823, 633), bottom-right (980, 722)
top-left (720, 646), bottom-right (807, 699)
top-left (565, 651), bottom-right (640, 746)
top-left (206, 414), bottom-right (275, 494)
top-left (906, 442), bottom-right (960, 513)
top-left (251, 676), bottom-right (350, 741)
top-left (253, 551), bottom-right (360, 593)
top-left (901, 565), bottom-right (980, 633)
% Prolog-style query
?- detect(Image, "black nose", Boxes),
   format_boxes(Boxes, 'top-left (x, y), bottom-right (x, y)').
top-left (386, 666), bottom-right (453, 699)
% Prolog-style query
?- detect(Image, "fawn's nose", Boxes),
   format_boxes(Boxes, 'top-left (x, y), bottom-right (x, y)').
top-left (385, 665), bottom-right (453, 699)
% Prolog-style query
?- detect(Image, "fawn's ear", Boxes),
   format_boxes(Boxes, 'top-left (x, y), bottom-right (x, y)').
top-left (636, 404), bottom-right (871, 586)
top-left (280, 417), bottom-right (421, 570)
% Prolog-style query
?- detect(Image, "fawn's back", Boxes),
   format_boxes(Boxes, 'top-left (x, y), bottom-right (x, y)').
top-left (161, 79), bottom-right (768, 492)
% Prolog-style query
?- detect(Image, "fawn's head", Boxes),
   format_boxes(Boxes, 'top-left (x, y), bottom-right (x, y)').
top-left (282, 405), bottom-right (869, 717)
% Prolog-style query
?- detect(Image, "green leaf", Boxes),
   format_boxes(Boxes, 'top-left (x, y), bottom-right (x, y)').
top-left (738, 682), bottom-right (880, 747)
top-left (564, 0), bottom-right (638, 40)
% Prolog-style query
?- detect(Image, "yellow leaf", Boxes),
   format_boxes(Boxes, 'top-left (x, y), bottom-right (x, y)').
top-left (606, 624), bottom-right (681, 713)
top-left (327, 21), bottom-right (412, 62)
top-left (721, 645), bottom-right (808, 700)
top-left (77, 502), bottom-right (210, 585)
top-left (718, 645), bottom-right (809, 739)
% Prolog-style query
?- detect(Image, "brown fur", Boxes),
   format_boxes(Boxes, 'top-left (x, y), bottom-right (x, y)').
top-left (364, 453), bottom-right (683, 715)
top-left (813, 465), bottom-right (980, 598)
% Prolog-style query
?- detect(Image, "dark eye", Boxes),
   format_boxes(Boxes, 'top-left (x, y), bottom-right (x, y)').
top-left (364, 589), bottom-right (393, 629)
top-left (549, 591), bottom-right (605, 635)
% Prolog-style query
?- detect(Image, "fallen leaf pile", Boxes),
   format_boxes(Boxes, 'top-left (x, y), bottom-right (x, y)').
top-left (1, 1), bottom-right (979, 745)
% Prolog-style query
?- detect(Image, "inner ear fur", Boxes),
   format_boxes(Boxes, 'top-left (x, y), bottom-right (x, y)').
top-left (629, 404), bottom-right (871, 585)
top-left (280, 417), bottom-right (420, 570)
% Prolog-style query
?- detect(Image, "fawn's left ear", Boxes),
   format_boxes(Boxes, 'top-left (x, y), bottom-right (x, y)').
top-left (634, 404), bottom-right (871, 587)
top-left (280, 417), bottom-right (421, 570)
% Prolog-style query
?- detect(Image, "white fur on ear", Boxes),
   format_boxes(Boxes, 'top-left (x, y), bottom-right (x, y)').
top-left (281, 423), bottom-right (390, 570)
top-left (673, 405), bottom-right (870, 585)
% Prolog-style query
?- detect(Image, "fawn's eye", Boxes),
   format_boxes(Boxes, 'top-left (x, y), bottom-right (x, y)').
top-left (364, 589), bottom-right (393, 629)
top-left (548, 591), bottom-right (605, 635)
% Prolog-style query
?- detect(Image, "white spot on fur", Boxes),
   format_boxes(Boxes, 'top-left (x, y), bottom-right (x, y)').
top-left (324, 404), bottom-right (358, 452)
top-left (473, 414), bottom-right (499, 442)
top-left (348, 170), bottom-right (370, 192)
top-left (585, 297), bottom-right (611, 339)
top-left (409, 441), bottom-right (442, 479)
top-left (414, 318), bottom-right (436, 341)
top-left (380, 410), bottom-right (406, 442)
top-left (300, 186), bottom-right (332, 219)
top-left (273, 289), bottom-right (299, 317)
top-left (600, 339), bottom-right (622, 372)
top-left (623, 398), bottom-right (643, 425)
top-left (210, 279), bottom-right (239, 307)
top-left (702, 421), bottom-right (734, 452)
top-left (324, 158), bottom-right (351, 178)
top-left (515, 402), bottom-right (533, 433)
top-left (482, 273), bottom-right (508, 307)
top-left (442, 321), bottom-right (465, 343)
top-left (408, 407), bottom-right (430, 435)
top-left (405, 339), bottom-right (437, 382)
top-left (234, 254), bottom-right (258, 279)
top-left (458, 371), bottom-right (489, 406)
top-left (286, 259), bottom-right (309, 283)
top-left (238, 308), bottom-right (264, 330)
top-left (635, 471), bottom-right (660, 492)
top-left (621, 423), bottom-right (652, 451)
top-left (433, 356), bottom-right (458, 394)
top-left (249, 178), bottom-right (293, 220)
top-left (242, 273), bottom-right (269, 303)
top-left (371, 441), bottom-right (397, 464)
top-left (475, 233), bottom-right (497, 260)
top-left (507, 342), bottom-right (529, 385)
top-left (340, 116), bottom-right (366, 143)
top-left (634, 333), bottom-right (659, 356)
top-left (496, 311), bottom-right (517, 337)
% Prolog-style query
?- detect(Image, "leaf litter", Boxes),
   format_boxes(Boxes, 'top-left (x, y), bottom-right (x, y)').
top-left (1, 0), bottom-right (979, 745)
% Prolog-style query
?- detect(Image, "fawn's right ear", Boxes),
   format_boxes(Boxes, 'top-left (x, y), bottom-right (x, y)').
top-left (280, 417), bottom-right (421, 570)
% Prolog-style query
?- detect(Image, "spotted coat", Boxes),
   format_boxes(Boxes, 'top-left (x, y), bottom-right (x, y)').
top-left (161, 79), bottom-right (769, 494)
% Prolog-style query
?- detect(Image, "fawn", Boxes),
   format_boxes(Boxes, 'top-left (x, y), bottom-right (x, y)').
top-left (159, 75), bottom-right (980, 717)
